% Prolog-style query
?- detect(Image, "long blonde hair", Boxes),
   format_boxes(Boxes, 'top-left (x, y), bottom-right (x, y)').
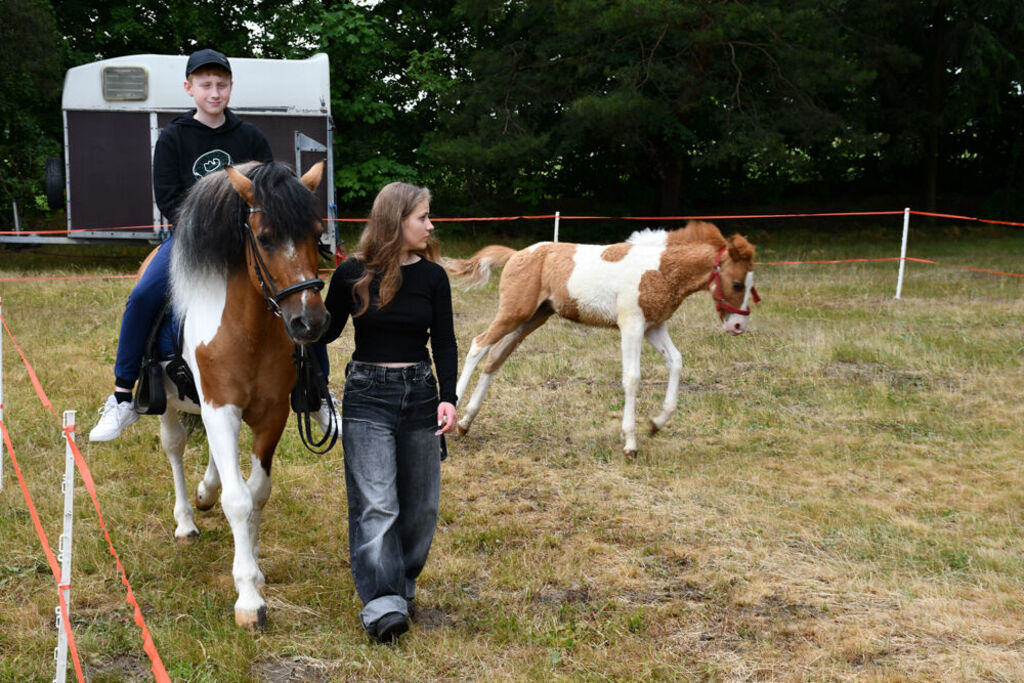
top-left (351, 181), bottom-right (438, 317)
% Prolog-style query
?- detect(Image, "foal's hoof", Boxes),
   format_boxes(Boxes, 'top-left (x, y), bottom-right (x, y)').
top-left (235, 605), bottom-right (267, 630)
top-left (623, 448), bottom-right (638, 460)
top-left (456, 424), bottom-right (469, 436)
top-left (648, 419), bottom-right (660, 436)
top-left (174, 528), bottom-right (200, 544)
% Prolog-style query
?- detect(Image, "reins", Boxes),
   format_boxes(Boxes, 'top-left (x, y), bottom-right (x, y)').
top-left (709, 245), bottom-right (761, 316)
top-left (291, 345), bottom-right (339, 454)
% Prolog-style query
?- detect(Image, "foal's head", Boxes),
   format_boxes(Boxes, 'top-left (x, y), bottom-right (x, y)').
top-left (708, 233), bottom-right (758, 336)
top-left (226, 161), bottom-right (330, 343)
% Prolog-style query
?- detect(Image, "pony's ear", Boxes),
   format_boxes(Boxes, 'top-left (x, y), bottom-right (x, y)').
top-left (225, 166), bottom-right (255, 206)
top-left (300, 161), bottom-right (325, 193)
top-left (728, 234), bottom-right (755, 262)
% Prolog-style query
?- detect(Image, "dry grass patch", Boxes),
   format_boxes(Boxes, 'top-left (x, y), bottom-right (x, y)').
top-left (1, 224), bottom-right (1023, 680)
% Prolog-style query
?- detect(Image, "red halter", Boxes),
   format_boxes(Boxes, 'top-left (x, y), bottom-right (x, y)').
top-left (708, 246), bottom-right (761, 316)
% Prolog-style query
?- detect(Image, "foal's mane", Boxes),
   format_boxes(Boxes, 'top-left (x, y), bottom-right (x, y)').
top-left (666, 220), bottom-right (726, 248)
top-left (172, 161), bottom-right (320, 282)
top-left (626, 220), bottom-right (726, 249)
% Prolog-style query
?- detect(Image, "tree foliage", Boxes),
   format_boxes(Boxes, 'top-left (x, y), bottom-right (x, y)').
top-left (0, 0), bottom-right (63, 218)
top-left (2, 0), bottom-right (1023, 225)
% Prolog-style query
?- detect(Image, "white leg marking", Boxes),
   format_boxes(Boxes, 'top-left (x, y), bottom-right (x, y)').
top-left (618, 320), bottom-right (645, 456)
top-left (246, 453), bottom-right (271, 588)
top-left (196, 456), bottom-right (222, 510)
top-left (456, 338), bottom-right (491, 407)
top-left (459, 371), bottom-right (495, 432)
top-left (201, 402), bottom-right (265, 627)
top-left (645, 323), bottom-right (683, 432)
top-left (160, 411), bottom-right (199, 539)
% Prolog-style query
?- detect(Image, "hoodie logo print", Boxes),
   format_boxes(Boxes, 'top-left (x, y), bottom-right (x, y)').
top-left (192, 150), bottom-right (233, 180)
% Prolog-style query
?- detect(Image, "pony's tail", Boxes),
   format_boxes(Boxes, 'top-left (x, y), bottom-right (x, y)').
top-left (441, 245), bottom-right (517, 289)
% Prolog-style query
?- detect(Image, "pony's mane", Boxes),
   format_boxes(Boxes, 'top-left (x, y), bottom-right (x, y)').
top-left (171, 161), bottom-right (320, 302)
top-left (626, 228), bottom-right (667, 246)
top-left (666, 220), bottom-right (726, 248)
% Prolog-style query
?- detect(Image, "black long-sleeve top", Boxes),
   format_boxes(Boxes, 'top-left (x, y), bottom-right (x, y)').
top-left (322, 257), bottom-right (459, 405)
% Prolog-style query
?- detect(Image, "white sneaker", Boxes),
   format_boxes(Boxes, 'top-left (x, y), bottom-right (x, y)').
top-left (314, 393), bottom-right (341, 434)
top-left (89, 394), bottom-right (140, 442)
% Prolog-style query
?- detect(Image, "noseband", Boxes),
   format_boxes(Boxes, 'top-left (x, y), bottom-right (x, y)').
top-left (244, 207), bottom-right (324, 316)
top-left (708, 246), bottom-right (761, 316)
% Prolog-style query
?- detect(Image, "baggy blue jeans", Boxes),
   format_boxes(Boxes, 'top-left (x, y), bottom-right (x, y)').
top-left (341, 360), bottom-right (441, 633)
top-left (113, 234), bottom-right (330, 386)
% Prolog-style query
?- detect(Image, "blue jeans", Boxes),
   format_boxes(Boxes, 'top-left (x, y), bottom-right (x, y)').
top-left (114, 236), bottom-right (174, 384)
top-left (113, 234), bottom-right (330, 386)
top-left (341, 360), bottom-right (442, 633)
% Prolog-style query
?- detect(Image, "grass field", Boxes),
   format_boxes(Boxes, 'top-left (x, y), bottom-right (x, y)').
top-left (0, 219), bottom-right (1022, 681)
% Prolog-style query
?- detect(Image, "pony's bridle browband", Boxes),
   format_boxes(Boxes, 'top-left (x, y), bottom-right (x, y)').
top-left (709, 245), bottom-right (761, 316)
top-left (244, 208), bottom-right (324, 316)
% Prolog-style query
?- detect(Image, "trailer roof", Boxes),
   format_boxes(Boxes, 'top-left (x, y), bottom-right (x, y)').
top-left (61, 52), bottom-right (330, 116)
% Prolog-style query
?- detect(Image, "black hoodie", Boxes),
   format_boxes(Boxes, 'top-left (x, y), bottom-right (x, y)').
top-left (152, 108), bottom-right (273, 224)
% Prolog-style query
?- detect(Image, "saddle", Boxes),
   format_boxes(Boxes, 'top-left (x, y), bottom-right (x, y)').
top-left (134, 303), bottom-right (199, 415)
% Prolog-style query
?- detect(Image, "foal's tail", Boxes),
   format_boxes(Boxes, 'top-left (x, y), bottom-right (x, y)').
top-left (441, 245), bottom-right (517, 289)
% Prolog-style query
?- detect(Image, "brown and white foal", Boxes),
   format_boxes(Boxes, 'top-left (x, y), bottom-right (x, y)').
top-left (444, 220), bottom-right (758, 457)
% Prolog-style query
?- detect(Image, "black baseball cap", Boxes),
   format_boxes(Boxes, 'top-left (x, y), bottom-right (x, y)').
top-left (185, 49), bottom-right (231, 77)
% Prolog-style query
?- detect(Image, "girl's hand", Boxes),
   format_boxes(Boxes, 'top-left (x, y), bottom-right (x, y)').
top-left (436, 402), bottom-right (457, 435)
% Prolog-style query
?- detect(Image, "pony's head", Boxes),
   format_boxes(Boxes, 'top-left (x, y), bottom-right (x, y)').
top-left (708, 233), bottom-right (758, 336)
top-left (225, 161), bottom-right (330, 343)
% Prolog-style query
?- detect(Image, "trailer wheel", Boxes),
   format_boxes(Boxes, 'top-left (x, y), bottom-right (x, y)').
top-left (45, 157), bottom-right (64, 209)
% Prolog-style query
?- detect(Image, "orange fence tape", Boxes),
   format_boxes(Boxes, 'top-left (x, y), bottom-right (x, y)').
top-left (753, 256), bottom-right (1024, 278)
top-left (0, 418), bottom-right (85, 683)
top-left (0, 309), bottom-right (170, 682)
top-left (910, 211), bottom-right (1024, 228)
top-left (4, 207), bottom-right (1024, 234)
top-left (0, 274), bottom-right (136, 283)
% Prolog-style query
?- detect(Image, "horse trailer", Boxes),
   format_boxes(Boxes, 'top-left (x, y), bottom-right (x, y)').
top-left (2, 52), bottom-right (335, 248)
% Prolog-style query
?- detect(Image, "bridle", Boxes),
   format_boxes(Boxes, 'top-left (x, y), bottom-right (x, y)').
top-left (244, 207), bottom-right (339, 452)
top-left (708, 245), bottom-right (761, 316)
top-left (243, 207), bottom-right (325, 316)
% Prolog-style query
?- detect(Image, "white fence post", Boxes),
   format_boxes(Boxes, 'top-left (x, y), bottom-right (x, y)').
top-left (895, 208), bottom-right (910, 299)
top-left (54, 410), bottom-right (76, 683)
top-left (553, 211), bottom-right (560, 243)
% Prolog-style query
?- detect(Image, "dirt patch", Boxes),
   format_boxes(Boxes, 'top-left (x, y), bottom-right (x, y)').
top-left (252, 656), bottom-right (337, 682)
top-left (85, 654), bottom-right (151, 682)
top-left (532, 583), bottom-right (591, 605)
top-left (413, 606), bottom-right (455, 630)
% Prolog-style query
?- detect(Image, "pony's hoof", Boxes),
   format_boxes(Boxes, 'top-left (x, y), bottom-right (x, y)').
top-left (648, 419), bottom-right (660, 435)
top-left (456, 424), bottom-right (469, 436)
top-left (175, 528), bottom-right (200, 544)
top-left (623, 448), bottom-right (638, 460)
top-left (235, 605), bottom-right (267, 630)
top-left (194, 489), bottom-right (218, 511)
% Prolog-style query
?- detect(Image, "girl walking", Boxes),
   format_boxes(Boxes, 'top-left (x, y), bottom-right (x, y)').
top-left (321, 182), bottom-right (458, 642)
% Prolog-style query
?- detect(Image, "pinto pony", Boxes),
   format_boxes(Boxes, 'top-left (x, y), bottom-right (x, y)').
top-left (445, 221), bottom-right (758, 457)
top-left (152, 160), bottom-right (328, 629)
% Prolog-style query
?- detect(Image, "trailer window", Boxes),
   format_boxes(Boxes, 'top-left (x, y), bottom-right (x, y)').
top-left (102, 67), bottom-right (148, 101)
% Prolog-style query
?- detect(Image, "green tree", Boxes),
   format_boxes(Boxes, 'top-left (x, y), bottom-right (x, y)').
top-left (318, 0), bottom-right (478, 211)
top-left (0, 0), bottom-right (63, 224)
top-left (838, 0), bottom-right (1024, 212)
top-left (418, 0), bottom-right (874, 215)
top-left (52, 0), bottom-right (323, 66)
